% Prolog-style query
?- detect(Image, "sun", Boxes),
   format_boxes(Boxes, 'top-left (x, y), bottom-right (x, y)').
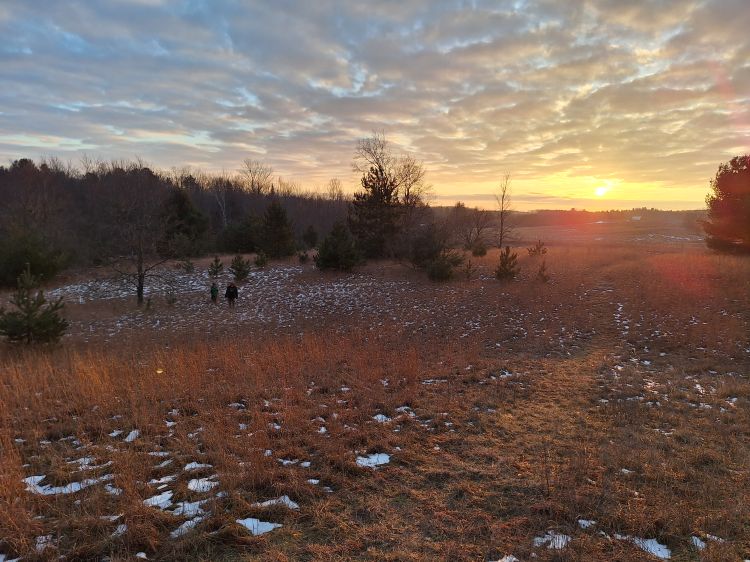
top-left (594, 186), bottom-right (610, 197)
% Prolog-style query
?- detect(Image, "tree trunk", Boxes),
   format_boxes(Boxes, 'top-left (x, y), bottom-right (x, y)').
top-left (137, 273), bottom-right (145, 305)
top-left (137, 248), bottom-right (145, 305)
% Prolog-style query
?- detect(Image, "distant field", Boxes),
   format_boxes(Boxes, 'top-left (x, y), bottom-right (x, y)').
top-left (513, 216), bottom-right (704, 247)
top-left (1, 240), bottom-right (749, 561)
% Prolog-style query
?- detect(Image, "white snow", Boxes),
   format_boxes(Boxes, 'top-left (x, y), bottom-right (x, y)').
top-left (578, 519), bottom-right (596, 529)
top-left (236, 517), bottom-right (282, 535)
top-left (123, 429), bottom-right (140, 442)
top-left (615, 534), bottom-right (671, 560)
top-left (187, 477), bottom-right (218, 492)
top-left (533, 531), bottom-right (571, 549)
top-left (23, 473), bottom-right (113, 496)
top-left (148, 475), bottom-right (176, 486)
top-left (35, 534), bottom-right (53, 552)
top-left (373, 414), bottom-right (391, 423)
top-left (172, 500), bottom-right (207, 517)
top-left (691, 536), bottom-right (706, 550)
top-left (143, 490), bottom-right (173, 509)
top-left (632, 538), bottom-right (671, 559)
top-left (183, 461), bottom-right (213, 471)
top-left (170, 515), bottom-right (206, 538)
top-left (252, 495), bottom-right (299, 510)
top-left (356, 453), bottom-right (391, 468)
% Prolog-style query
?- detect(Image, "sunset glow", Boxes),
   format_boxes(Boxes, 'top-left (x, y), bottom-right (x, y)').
top-left (2, 1), bottom-right (749, 210)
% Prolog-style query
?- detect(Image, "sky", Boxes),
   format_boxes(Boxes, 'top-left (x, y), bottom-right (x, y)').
top-left (1, 0), bottom-right (749, 210)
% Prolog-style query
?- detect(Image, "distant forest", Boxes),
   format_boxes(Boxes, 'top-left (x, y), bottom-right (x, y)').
top-left (0, 157), bottom-right (348, 271)
top-left (0, 156), bottom-right (705, 285)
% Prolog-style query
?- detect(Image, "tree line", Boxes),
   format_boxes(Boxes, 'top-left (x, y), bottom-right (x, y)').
top-left (0, 157), bottom-right (348, 286)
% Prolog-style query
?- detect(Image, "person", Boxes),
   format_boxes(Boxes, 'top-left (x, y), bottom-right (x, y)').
top-left (225, 282), bottom-right (238, 308)
top-left (210, 282), bottom-right (219, 303)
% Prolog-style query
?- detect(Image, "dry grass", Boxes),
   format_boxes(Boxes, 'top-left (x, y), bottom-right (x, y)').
top-left (1, 244), bottom-right (749, 561)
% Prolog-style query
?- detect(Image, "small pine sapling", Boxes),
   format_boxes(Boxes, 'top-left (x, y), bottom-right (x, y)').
top-left (526, 240), bottom-right (547, 256)
top-left (535, 259), bottom-right (550, 283)
top-left (302, 225), bottom-right (318, 250)
top-left (254, 251), bottom-right (268, 268)
top-left (176, 259), bottom-right (195, 273)
top-left (208, 256), bottom-right (223, 278)
top-left (495, 246), bottom-right (520, 280)
top-left (462, 258), bottom-right (478, 280)
top-left (527, 239), bottom-right (547, 256)
top-left (229, 255), bottom-right (252, 281)
top-left (427, 251), bottom-right (463, 282)
top-left (0, 265), bottom-right (68, 344)
top-left (471, 242), bottom-right (487, 257)
top-left (315, 222), bottom-right (359, 271)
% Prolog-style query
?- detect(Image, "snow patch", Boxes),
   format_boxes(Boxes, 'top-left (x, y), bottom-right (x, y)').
top-left (187, 477), bottom-right (218, 492)
top-left (533, 531), bottom-right (571, 549)
top-left (252, 495), bottom-right (299, 510)
top-left (236, 517), bottom-right (282, 535)
top-left (356, 453), bottom-right (391, 468)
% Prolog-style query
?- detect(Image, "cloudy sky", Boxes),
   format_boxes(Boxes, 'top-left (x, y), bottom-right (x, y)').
top-left (1, 1), bottom-right (748, 209)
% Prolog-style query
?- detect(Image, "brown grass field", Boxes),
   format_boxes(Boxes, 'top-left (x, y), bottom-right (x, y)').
top-left (1, 235), bottom-right (749, 561)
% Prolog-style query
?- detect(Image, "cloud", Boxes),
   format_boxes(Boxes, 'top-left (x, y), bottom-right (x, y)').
top-left (0, 0), bottom-right (747, 209)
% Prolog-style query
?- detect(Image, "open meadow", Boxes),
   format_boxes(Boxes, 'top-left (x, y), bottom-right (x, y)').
top-left (1, 232), bottom-right (749, 562)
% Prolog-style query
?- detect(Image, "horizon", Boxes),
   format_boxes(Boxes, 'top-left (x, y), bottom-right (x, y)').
top-left (2, 1), bottom-right (749, 211)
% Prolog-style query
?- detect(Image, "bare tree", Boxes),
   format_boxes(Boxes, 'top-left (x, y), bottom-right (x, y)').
top-left (240, 159), bottom-right (273, 195)
top-left (352, 131), bottom-right (394, 177)
top-left (104, 162), bottom-right (173, 305)
top-left (326, 178), bottom-right (345, 201)
top-left (276, 176), bottom-right (303, 197)
top-left (449, 202), bottom-right (494, 250)
top-left (352, 132), bottom-right (429, 204)
top-left (398, 153), bottom-right (431, 208)
top-left (209, 172), bottom-right (233, 229)
top-left (349, 132), bottom-right (434, 259)
top-left (494, 173), bottom-right (514, 248)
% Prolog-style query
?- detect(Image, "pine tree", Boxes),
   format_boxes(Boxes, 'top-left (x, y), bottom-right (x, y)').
top-left (703, 154), bottom-right (750, 252)
top-left (302, 225), bottom-right (318, 250)
top-left (207, 256), bottom-right (223, 278)
top-left (315, 222), bottom-right (360, 271)
top-left (348, 166), bottom-right (400, 258)
top-left (0, 229), bottom-right (67, 287)
top-left (495, 246), bottom-right (520, 281)
top-left (0, 265), bottom-right (68, 344)
top-left (527, 239), bottom-right (547, 256)
top-left (535, 259), bottom-right (550, 283)
top-left (259, 200), bottom-right (296, 258)
top-left (254, 251), bottom-right (268, 268)
top-left (161, 188), bottom-right (208, 256)
top-left (218, 214), bottom-right (259, 254)
top-left (229, 255), bottom-right (252, 281)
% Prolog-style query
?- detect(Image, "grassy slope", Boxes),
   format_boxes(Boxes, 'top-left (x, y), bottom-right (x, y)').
top-left (1, 245), bottom-right (748, 561)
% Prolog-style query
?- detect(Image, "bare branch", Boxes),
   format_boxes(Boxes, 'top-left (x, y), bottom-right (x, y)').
top-left (240, 159), bottom-right (273, 195)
